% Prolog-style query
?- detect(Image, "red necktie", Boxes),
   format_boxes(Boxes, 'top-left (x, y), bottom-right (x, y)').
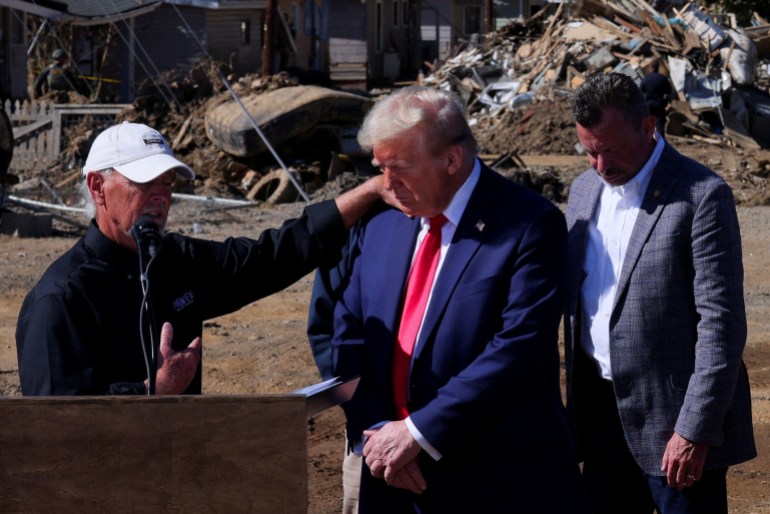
top-left (393, 214), bottom-right (447, 419)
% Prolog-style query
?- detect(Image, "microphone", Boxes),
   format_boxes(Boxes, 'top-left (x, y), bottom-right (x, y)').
top-left (131, 215), bottom-right (162, 259)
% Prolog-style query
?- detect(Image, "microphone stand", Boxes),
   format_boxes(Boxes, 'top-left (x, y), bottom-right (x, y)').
top-left (132, 218), bottom-right (162, 395)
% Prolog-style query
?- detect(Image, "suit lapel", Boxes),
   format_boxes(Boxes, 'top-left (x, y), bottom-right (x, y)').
top-left (381, 215), bottom-right (422, 331)
top-left (613, 145), bottom-right (680, 312)
top-left (413, 166), bottom-right (493, 360)
top-left (568, 172), bottom-right (602, 310)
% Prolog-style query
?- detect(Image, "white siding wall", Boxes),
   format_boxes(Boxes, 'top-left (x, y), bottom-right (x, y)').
top-left (420, 1), bottom-right (452, 61)
top-left (328, 0), bottom-right (367, 65)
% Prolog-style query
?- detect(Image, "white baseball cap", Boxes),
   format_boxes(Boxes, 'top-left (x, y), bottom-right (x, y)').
top-left (83, 121), bottom-right (195, 183)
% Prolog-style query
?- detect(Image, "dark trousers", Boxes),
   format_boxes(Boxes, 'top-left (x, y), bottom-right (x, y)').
top-left (358, 442), bottom-right (591, 513)
top-left (573, 345), bottom-right (728, 514)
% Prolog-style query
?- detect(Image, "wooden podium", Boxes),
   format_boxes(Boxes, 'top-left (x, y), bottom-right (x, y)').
top-left (0, 386), bottom-right (353, 513)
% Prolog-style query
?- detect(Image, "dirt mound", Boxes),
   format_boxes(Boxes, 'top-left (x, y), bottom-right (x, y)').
top-left (474, 92), bottom-right (577, 156)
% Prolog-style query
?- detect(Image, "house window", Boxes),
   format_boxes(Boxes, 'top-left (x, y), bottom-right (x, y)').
top-left (376, 0), bottom-right (383, 52)
top-left (393, 1), bottom-right (399, 27)
top-left (463, 6), bottom-right (482, 35)
top-left (240, 20), bottom-right (251, 44)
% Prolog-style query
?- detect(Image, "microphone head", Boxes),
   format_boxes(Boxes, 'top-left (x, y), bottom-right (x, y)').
top-left (131, 215), bottom-right (162, 257)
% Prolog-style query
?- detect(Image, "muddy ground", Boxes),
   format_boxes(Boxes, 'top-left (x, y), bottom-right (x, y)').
top-left (1, 147), bottom-right (769, 512)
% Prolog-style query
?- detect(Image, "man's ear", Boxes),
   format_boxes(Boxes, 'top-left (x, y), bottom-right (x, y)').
top-left (642, 115), bottom-right (657, 138)
top-left (446, 144), bottom-right (465, 176)
top-left (86, 172), bottom-right (106, 206)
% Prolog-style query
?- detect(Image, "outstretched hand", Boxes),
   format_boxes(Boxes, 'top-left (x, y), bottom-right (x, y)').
top-left (153, 322), bottom-right (201, 395)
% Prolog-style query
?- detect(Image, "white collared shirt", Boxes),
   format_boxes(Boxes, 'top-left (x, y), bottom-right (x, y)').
top-left (580, 134), bottom-right (665, 380)
top-left (404, 158), bottom-right (480, 460)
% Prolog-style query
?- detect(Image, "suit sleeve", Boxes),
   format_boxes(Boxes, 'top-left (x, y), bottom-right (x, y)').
top-left (307, 226), bottom-right (361, 381)
top-left (675, 181), bottom-right (747, 445)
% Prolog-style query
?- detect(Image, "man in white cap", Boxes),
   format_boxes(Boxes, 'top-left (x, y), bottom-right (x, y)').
top-left (16, 121), bottom-right (395, 396)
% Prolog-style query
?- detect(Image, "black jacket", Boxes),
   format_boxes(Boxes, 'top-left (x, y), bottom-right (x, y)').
top-left (16, 201), bottom-right (346, 395)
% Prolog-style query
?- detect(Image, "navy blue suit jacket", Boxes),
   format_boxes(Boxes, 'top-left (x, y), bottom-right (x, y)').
top-left (332, 165), bottom-right (588, 513)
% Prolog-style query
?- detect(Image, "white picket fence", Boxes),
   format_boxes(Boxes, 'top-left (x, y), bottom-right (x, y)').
top-left (3, 99), bottom-right (128, 174)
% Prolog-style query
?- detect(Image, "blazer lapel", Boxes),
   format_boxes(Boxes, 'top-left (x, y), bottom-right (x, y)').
top-left (382, 215), bottom-right (422, 331)
top-left (568, 172), bottom-right (602, 311)
top-left (413, 166), bottom-right (492, 360)
top-left (613, 145), bottom-right (680, 312)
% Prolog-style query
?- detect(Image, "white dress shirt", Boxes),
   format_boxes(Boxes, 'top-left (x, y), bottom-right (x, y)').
top-left (580, 134), bottom-right (665, 380)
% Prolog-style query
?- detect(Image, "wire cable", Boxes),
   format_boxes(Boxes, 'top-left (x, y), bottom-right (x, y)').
top-left (168, 2), bottom-right (310, 202)
top-left (137, 249), bottom-right (159, 395)
top-left (97, 0), bottom-right (183, 113)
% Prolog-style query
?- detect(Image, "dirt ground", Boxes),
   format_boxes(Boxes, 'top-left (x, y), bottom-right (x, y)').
top-left (1, 149), bottom-right (769, 512)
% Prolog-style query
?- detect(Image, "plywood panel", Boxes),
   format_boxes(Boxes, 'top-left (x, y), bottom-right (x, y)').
top-left (0, 395), bottom-right (307, 513)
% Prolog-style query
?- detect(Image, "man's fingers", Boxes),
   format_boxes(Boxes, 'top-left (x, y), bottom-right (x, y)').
top-left (159, 322), bottom-right (174, 354)
top-left (399, 461), bottom-right (427, 494)
top-left (367, 458), bottom-right (385, 479)
top-left (404, 460), bottom-right (427, 492)
top-left (665, 460), bottom-right (678, 488)
top-left (187, 336), bottom-right (202, 353)
top-left (382, 458), bottom-right (426, 494)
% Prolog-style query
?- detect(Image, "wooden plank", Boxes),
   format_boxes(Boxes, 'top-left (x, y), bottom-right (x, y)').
top-left (54, 169), bottom-right (83, 189)
top-left (50, 104), bottom-right (129, 115)
top-left (613, 15), bottom-right (642, 33)
top-left (0, 395), bottom-right (308, 513)
top-left (720, 148), bottom-right (739, 172)
top-left (11, 118), bottom-right (52, 140)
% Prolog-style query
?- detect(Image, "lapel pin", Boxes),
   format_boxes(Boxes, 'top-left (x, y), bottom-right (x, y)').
top-left (475, 220), bottom-right (485, 232)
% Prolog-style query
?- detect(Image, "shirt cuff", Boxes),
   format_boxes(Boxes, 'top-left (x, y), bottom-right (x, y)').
top-left (405, 416), bottom-right (442, 461)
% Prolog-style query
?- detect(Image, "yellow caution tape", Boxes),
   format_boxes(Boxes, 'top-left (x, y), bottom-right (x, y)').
top-left (78, 75), bottom-right (121, 84)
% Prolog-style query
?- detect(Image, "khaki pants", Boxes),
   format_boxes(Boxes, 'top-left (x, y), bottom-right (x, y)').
top-left (342, 438), bottom-right (362, 514)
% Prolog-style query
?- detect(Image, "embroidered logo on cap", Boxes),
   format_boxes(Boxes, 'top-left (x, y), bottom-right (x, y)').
top-left (143, 137), bottom-right (164, 146)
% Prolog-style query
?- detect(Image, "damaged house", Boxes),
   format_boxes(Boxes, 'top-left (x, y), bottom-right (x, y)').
top-left (1, 0), bottom-right (265, 102)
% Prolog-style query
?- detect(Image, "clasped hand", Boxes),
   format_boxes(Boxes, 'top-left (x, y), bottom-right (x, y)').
top-left (363, 420), bottom-right (427, 494)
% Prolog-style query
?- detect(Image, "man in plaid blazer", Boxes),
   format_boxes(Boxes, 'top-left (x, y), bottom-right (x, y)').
top-left (564, 72), bottom-right (756, 514)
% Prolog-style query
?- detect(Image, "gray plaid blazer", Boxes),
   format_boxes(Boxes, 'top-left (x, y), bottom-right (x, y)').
top-left (564, 142), bottom-right (756, 474)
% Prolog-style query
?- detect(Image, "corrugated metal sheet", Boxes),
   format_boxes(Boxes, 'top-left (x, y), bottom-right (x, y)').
top-left (63, 0), bottom-right (161, 17)
top-left (0, 0), bottom-right (264, 24)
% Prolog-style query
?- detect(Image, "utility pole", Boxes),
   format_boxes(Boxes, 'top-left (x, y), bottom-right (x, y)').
top-left (484, 0), bottom-right (494, 34)
top-left (261, 0), bottom-right (277, 75)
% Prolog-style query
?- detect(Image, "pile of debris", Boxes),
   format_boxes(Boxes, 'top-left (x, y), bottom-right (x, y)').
top-left (121, 64), bottom-right (376, 203)
top-left (8, 0), bottom-right (770, 226)
top-left (18, 61), bottom-right (372, 213)
top-left (424, 0), bottom-right (770, 153)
